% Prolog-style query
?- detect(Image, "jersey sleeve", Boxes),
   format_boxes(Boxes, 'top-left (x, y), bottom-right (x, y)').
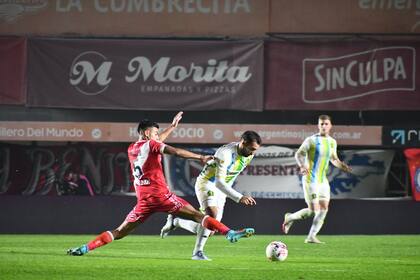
top-left (214, 147), bottom-right (243, 203)
top-left (295, 137), bottom-right (311, 166)
top-left (330, 138), bottom-right (338, 161)
top-left (214, 148), bottom-right (230, 180)
top-left (149, 139), bottom-right (165, 154)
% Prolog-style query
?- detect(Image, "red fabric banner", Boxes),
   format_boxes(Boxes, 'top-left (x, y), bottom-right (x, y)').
top-left (403, 149), bottom-right (420, 201)
top-left (27, 38), bottom-right (263, 111)
top-left (265, 39), bottom-right (420, 110)
top-left (0, 37), bottom-right (26, 105)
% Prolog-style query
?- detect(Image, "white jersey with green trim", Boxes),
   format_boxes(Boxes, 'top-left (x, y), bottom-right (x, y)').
top-left (297, 134), bottom-right (338, 184)
top-left (198, 142), bottom-right (254, 187)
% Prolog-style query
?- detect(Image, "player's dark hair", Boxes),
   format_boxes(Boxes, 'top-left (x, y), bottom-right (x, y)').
top-left (137, 119), bottom-right (159, 134)
top-left (241, 130), bottom-right (262, 145)
top-left (318, 114), bottom-right (332, 122)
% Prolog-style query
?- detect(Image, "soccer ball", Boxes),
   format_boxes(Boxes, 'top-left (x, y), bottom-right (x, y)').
top-left (265, 241), bottom-right (288, 262)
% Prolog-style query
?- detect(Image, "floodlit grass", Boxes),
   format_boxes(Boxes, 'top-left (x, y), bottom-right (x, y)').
top-left (0, 234), bottom-right (419, 279)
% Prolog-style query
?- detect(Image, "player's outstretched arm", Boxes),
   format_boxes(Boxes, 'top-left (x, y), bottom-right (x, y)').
top-left (160, 111), bottom-right (183, 142)
top-left (163, 144), bottom-right (212, 164)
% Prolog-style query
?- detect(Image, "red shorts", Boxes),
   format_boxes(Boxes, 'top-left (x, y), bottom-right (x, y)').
top-left (125, 192), bottom-right (190, 223)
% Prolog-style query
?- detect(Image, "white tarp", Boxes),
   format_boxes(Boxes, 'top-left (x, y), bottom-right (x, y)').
top-left (164, 146), bottom-right (394, 199)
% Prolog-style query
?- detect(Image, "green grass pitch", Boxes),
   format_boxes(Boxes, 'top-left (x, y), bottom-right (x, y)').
top-left (1, 234), bottom-right (419, 279)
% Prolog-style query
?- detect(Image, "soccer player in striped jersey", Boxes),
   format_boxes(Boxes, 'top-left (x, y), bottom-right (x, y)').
top-left (67, 112), bottom-right (255, 256)
top-left (160, 131), bottom-right (260, 260)
top-left (282, 115), bottom-right (352, 244)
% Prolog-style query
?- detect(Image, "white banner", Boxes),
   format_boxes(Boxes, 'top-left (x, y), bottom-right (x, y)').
top-left (164, 146), bottom-right (395, 199)
top-left (0, 121), bottom-right (382, 146)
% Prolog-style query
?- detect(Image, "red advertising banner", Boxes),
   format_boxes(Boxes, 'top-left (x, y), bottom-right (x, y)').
top-left (0, 0), bottom-right (268, 37)
top-left (265, 39), bottom-right (420, 110)
top-left (270, 0), bottom-right (420, 33)
top-left (403, 148), bottom-right (420, 201)
top-left (0, 142), bottom-right (132, 196)
top-left (0, 37), bottom-right (26, 105)
top-left (0, 121), bottom-right (382, 146)
top-left (27, 38), bottom-right (263, 111)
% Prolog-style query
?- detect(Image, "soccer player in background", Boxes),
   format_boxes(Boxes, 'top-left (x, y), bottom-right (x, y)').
top-left (160, 131), bottom-right (261, 260)
top-left (282, 115), bottom-right (352, 244)
top-left (67, 112), bottom-right (255, 256)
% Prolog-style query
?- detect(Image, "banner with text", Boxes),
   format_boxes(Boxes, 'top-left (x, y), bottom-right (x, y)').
top-left (0, 121), bottom-right (382, 146)
top-left (265, 40), bottom-right (419, 110)
top-left (403, 148), bottom-right (420, 201)
top-left (0, 37), bottom-right (26, 105)
top-left (0, 143), bottom-right (133, 196)
top-left (0, 0), bottom-right (267, 36)
top-left (27, 38), bottom-right (263, 111)
top-left (164, 146), bottom-right (394, 199)
top-left (270, 0), bottom-right (420, 33)
top-left (383, 126), bottom-right (420, 147)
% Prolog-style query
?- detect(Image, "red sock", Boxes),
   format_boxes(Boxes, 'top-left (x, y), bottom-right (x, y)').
top-left (201, 215), bottom-right (230, 235)
top-left (87, 231), bottom-right (114, 251)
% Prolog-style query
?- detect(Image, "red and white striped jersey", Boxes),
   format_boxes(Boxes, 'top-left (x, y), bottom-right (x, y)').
top-left (127, 139), bottom-right (169, 197)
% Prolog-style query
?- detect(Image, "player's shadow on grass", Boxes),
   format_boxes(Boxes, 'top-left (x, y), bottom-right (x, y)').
top-left (86, 254), bottom-right (189, 261)
top-left (8, 251), bottom-right (188, 261)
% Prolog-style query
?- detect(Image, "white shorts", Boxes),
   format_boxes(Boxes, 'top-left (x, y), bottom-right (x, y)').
top-left (195, 178), bottom-right (226, 221)
top-left (302, 178), bottom-right (330, 205)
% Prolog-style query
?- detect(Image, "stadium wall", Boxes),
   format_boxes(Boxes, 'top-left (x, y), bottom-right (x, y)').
top-left (0, 196), bottom-right (419, 235)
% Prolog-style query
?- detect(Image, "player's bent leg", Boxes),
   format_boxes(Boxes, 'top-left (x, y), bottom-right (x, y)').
top-left (67, 231), bottom-right (114, 256)
top-left (177, 205), bottom-right (255, 243)
top-left (176, 205), bottom-right (230, 234)
top-left (160, 214), bottom-right (177, 238)
top-left (174, 218), bottom-right (200, 234)
top-left (282, 213), bottom-right (293, 234)
top-left (282, 208), bottom-right (314, 234)
top-left (67, 220), bottom-right (140, 256)
top-left (192, 206), bottom-right (218, 258)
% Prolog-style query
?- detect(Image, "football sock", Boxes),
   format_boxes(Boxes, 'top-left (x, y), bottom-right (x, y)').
top-left (193, 225), bottom-right (212, 255)
top-left (87, 231), bottom-right (114, 251)
top-left (201, 215), bottom-right (230, 235)
top-left (308, 210), bottom-right (328, 238)
top-left (288, 208), bottom-right (314, 221)
top-left (174, 218), bottom-right (199, 234)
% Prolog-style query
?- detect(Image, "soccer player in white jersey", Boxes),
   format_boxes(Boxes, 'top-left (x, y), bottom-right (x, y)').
top-left (282, 115), bottom-right (352, 244)
top-left (160, 131), bottom-right (261, 260)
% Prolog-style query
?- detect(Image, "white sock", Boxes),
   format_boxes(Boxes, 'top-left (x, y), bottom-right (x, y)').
top-left (288, 208), bottom-right (314, 222)
top-left (173, 218), bottom-right (199, 234)
top-left (193, 225), bottom-right (212, 255)
top-left (308, 209), bottom-right (328, 238)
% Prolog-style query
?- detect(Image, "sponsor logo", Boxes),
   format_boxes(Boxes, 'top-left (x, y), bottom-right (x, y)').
top-left (125, 57), bottom-right (251, 83)
top-left (391, 129), bottom-right (405, 144)
top-left (213, 129), bottom-right (224, 140)
top-left (91, 128), bottom-right (102, 139)
top-left (69, 53), bottom-right (252, 96)
top-left (303, 47), bottom-right (415, 103)
top-left (69, 51), bottom-right (112, 96)
top-left (87, 0), bottom-right (251, 14)
top-left (0, 0), bottom-right (47, 23)
top-left (386, 128), bottom-right (420, 146)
